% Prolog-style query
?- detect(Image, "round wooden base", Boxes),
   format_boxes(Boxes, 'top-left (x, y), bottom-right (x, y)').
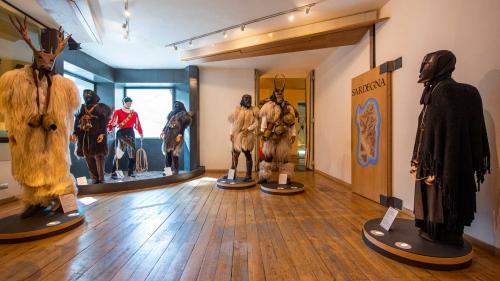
top-left (260, 182), bottom-right (304, 195)
top-left (362, 218), bottom-right (473, 270)
top-left (216, 177), bottom-right (256, 189)
top-left (0, 209), bottom-right (85, 244)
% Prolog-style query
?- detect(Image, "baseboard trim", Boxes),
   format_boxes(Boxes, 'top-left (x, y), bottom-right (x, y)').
top-left (0, 196), bottom-right (18, 206)
top-left (205, 169), bottom-right (228, 173)
top-left (314, 169), bottom-right (352, 188)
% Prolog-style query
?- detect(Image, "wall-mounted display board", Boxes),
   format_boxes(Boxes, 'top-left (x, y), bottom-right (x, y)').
top-left (351, 66), bottom-right (392, 203)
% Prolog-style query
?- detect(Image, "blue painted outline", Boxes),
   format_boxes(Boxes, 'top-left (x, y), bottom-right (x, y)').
top-left (355, 98), bottom-right (381, 168)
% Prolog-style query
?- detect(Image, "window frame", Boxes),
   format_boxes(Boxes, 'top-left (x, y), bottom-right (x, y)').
top-left (123, 86), bottom-right (176, 139)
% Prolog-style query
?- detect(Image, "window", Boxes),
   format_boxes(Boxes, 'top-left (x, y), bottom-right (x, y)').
top-left (125, 88), bottom-right (173, 138)
top-left (64, 72), bottom-right (95, 104)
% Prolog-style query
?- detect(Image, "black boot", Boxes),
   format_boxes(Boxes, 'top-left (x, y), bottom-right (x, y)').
top-left (245, 159), bottom-right (253, 181)
top-left (21, 204), bottom-right (45, 219)
top-left (173, 156), bottom-right (179, 175)
top-left (128, 158), bottom-right (136, 177)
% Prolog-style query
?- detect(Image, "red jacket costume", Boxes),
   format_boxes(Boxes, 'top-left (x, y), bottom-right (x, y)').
top-left (107, 108), bottom-right (143, 135)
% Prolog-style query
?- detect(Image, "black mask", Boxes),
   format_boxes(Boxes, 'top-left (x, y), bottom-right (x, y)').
top-left (418, 50), bottom-right (456, 84)
top-left (83, 89), bottom-right (99, 105)
top-left (240, 94), bottom-right (252, 108)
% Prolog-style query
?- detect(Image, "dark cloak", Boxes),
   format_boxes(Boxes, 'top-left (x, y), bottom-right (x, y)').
top-left (162, 109), bottom-right (192, 153)
top-left (74, 102), bottom-right (112, 158)
top-left (412, 78), bottom-right (490, 240)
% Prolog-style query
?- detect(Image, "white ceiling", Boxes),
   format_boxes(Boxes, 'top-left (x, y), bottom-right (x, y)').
top-left (8, 0), bottom-right (389, 72)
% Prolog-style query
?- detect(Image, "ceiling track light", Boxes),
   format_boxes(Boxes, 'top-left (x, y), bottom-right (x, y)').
top-left (173, 44), bottom-right (178, 51)
top-left (123, 0), bottom-right (130, 41)
top-left (164, 1), bottom-right (319, 48)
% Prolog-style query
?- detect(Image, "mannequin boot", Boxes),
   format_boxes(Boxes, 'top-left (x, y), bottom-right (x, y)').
top-left (128, 158), bottom-right (136, 177)
top-left (245, 159), bottom-right (253, 181)
top-left (173, 156), bottom-right (179, 174)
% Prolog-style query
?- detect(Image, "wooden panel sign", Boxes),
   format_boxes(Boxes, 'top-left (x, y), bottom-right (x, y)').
top-left (351, 67), bottom-right (392, 203)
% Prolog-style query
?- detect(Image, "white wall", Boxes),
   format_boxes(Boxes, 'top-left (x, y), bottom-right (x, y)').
top-left (377, 0), bottom-right (500, 247)
top-left (315, 0), bottom-right (500, 246)
top-left (199, 67), bottom-right (255, 170)
top-left (315, 33), bottom-right (370, 183)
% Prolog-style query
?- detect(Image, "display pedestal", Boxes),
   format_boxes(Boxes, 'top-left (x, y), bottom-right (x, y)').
top-left (77, 167), bottom-right (205, 195)
top-left (0, 208), bottom-right (84, 244)
top-left (362, 218), bottom-right (473, 270)
top-left (260, 181), bottom-right (304, 195)
top-left (216, 177), bottom-right (256, 189)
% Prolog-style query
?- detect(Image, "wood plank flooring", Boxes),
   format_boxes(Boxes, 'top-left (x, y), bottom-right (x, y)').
top-left (0, 171), bottom-right (499, 281)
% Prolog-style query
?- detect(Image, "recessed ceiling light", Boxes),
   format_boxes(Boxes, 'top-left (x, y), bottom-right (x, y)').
top-left (223, 31), bottom-right (228, 38)
top-left (288, 14), bottom-right (295, 21)
top-left (124, 9), bottom-right (131, 17)
top-left (241, 25), bottom-right (245, 31)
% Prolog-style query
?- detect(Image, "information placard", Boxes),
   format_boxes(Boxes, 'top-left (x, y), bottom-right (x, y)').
top-left (380, 207), bottom-right (399, 231)
top-left (76, 177), bottom-right (88, 186)
top-left (227, 169), bottom-right (236, 180)
top-left (59, 193), bottom-right (78, 213)
top-left (278, 174), bottom-right (288, 185)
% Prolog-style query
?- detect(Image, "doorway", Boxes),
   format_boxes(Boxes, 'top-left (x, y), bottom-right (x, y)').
top-left (255, 72), bottom-right (315, 171)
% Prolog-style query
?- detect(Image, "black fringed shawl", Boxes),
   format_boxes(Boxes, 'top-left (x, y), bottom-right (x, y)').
top-left (412, 78), bottom-right (490, 235)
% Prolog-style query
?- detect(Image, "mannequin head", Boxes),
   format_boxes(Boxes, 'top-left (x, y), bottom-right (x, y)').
top-left (272, 74), bottom-right (286, 103)
top-left (122, 96), bottom-right (132, 109)
top-left (83, 89), bottom-right (100, 105)
top-left (173, 101), bottom-right (186, 112)
top-left (240, 94), bottom-right (252, 108)
top-left (418, 50), bottom-right (456, 83)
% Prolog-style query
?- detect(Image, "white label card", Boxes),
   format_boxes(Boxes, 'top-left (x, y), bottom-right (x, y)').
top-left (116, 170), bottom-right (124, 178)
top-left (278, 174), bottom-right (288, 185)
top-left (59, 193), bottom-right (78, 213)
top-left (164, 167), bottom-right (173, 176)
top-left (76, 177), bottom-right (88, 186)
top-left (380, 207), bottom-right (399, 231)
top-left (227, 169), bottom-right (236, 180)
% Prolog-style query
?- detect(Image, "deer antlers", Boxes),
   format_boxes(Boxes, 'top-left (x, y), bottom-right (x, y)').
top-left (8, 15), bottom-right (71, 57)
top-left (9, 15), bottom-right (38, 52)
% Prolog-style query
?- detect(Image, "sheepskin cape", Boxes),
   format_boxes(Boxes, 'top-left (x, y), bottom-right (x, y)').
top-left (228, 105), bottom-right (259, 152)
top-left (0, 66), bottom-right (80, 205)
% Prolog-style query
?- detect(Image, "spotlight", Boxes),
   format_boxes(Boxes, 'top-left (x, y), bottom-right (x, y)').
top-left (223, 31), bottom-right (228, 38)
top-left (124, 9), bottom-right (131, 17)
top-left (288, 14), bottom-right (295, 21)
top-left (241, 24), bottom-right (245, 31)
top-left (173, 45), bottom-right (178, 51)
top-left (305, 6), bottom-right (311, 14)
top-left (123, 32), bottom-right (129, 40)
top-left (122, 23), bottom-right (127, 29)
top-left (189, 40), bottom-right (193, 46)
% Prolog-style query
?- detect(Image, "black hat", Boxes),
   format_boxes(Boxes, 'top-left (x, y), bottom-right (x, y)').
top-left (123, 96), bottom-right (133, 103)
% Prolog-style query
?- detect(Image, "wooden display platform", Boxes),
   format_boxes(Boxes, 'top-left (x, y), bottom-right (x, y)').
top-left (0, 209), bottom-right (84, 244)
top-left (216, 177), bottom-right (256, 189)
top-left (260, 181), bottom-right (304, 195)
top-left (77, 167), bottom-right (205, 195)
top-left (362, 218), bottom-right (473, 270)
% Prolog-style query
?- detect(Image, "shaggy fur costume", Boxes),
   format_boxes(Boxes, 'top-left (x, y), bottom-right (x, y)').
top-left (258, 100), bottom-right (297, 181)
top-left (0, 66), bottom-right (80, 205)
top-left (228, 105), bottom-right (259, 152)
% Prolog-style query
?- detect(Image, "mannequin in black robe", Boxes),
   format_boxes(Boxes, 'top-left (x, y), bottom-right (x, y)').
top-left (411, 50), bottom-right (490, 244)
top-left (161, 101), bottom-right (193, 174)
top-left (73, 90), bottom-right (112, 184)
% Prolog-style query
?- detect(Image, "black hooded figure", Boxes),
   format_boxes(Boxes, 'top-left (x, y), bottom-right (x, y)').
top-left (411, 50), bottom-right (490, 244)
top-left (161, 101), bottom-right (193, 174)
top-left (73, 89), bottom-right (112, 184)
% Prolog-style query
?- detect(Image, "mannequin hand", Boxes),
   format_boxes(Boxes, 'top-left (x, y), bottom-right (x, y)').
top-left (160, 132), bottom-right (165, 139)
top-left (176, 134), bottom-right (182, 143)
top-left (230, 134), bottom-right (234, 142)
top-left (97, 134), bottom-right (104, 143)
top-left (290, 136), bottom-right (296, 145)
top-left (140, 134), bottom-right (144, 141)
top-left (70, 134), bottom-right (77, 143)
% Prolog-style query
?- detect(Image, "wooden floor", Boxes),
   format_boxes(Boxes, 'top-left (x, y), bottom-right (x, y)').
top-left (0, 171), bottom-right (499, 281)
